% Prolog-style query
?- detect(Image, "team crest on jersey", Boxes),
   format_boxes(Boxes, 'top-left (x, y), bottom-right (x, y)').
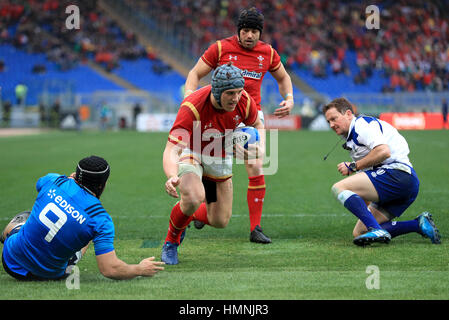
top-left (229, 55), bottom-right (238, 61)
top-left (233, 115), bottom-right (241, 127)
top-left (257, 55), bottom-right (264, 68)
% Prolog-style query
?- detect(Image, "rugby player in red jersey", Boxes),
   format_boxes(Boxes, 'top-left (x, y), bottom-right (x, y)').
top-left (161, 63), bottom-right (264, 264)
top-left (184, 7), bottom-right (294, 243)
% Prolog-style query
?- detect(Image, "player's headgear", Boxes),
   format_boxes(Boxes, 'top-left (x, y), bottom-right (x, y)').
top-left (75, 155), bottom-right (110, 198)
top-left (211, 62), bottom-right (245, 106)
top-left (237, 7), bottom-right (264, 34)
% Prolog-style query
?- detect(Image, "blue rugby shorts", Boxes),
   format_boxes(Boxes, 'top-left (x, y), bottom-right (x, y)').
top-left (364, 167), bottom-right (419, 218)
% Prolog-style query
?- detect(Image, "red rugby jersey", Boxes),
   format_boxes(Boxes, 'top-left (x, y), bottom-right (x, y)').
top-left (201, 36), bottom-right (282, 110)
top-left (168, 85), bottom-right (258, 158)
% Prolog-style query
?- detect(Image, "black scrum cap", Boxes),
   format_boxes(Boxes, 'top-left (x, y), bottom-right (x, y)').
top-left (75, 155), bottom-right (110, 198)
top-left (237, 7), bottom-right (264, 34)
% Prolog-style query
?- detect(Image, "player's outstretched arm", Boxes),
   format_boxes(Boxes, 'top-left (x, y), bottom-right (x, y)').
top-left (184, 58), bottom-right (213, 97)
top-left (96, 250), bottom-right (164, 280)
top-left (163, 141), bottom-right (183, 198)
top-left (271, 64), bottom-right (294, 118)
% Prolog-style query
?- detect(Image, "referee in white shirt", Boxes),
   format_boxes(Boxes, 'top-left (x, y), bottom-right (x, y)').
top-left (323, 98), bottom-right (441, 246)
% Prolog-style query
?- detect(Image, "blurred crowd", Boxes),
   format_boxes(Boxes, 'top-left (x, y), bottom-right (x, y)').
top-left (129, 0), bottom-right (449, 93)
top-left (1, 0), bottom-right (448, 93)
top-left (0, 0), bottom-right (167, 72)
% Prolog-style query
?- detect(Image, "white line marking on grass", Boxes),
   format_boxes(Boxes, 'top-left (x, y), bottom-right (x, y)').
top-left (111, 213), bottom-right (348, 219)
top-left (0, 213), bottom-right (348, 221)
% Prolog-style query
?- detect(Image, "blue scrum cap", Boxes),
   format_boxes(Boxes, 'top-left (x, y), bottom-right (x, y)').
top-left (211, 62), bottom-right (245, 106)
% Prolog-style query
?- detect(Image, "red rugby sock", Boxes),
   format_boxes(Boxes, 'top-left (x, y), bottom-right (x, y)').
top-left (192, 202), bottom-right (209, 225)
top-left (247, 175), bottom-right (266, 231)
top-left (165, 202), bottom-right (194, 244)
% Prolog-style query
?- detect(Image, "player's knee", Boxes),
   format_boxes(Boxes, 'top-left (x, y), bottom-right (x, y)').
top-left (331, 184), bottom-right (342, 199)
top-left (331, 184), bottom-right (357, 206)
top-left (208, 211), bottom-right (231, 228)
top-left (209, 217), bottom-right (229, 228)
top-left (1, 211), bottom-right (30, 243)
top-left (245, 161), bottom-right (263, 176)
top-left (181, 199), bottom-right (203, 215)
top-left (180, 191), bottom-right (205, 215)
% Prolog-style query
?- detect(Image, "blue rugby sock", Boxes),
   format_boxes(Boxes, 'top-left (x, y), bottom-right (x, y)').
top-left (340, 192), bottom-right (381, 230)
top-left (380, 219), bottom-right (420, 238)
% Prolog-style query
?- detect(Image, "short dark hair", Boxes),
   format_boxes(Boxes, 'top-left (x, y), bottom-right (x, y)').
top-left (322, 98), bottom-right (355, 115)
top-left (75, 155), bottom-right (110, 198)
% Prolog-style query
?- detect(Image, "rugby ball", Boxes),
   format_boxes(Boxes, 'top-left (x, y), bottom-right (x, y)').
top-left (232, 126), bottom-right (260, 149)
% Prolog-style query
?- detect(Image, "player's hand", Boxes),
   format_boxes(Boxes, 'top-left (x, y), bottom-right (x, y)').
top-left (337, 162), bottom-right (352, 176)
top-left (165, 176), bottom-right (180, 198)
top-left (138, 257), bottom-right (165, 277)
top-left (273, 99), bottom-right (294, 118)
top-left (234, 144), bottom-right (264, 161)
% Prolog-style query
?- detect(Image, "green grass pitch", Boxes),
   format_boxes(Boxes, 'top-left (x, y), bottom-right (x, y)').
top-left (0, 129), bottom-right (448, 300)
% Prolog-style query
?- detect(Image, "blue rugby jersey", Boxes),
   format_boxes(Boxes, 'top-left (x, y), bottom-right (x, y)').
top-left (3, 174), bottom-right (115, 279)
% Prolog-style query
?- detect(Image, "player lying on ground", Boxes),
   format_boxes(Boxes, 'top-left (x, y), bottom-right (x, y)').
top-left (161, 62), bottom-right (264, 264)
top-left (1, 155), bottom-right (164, 280)
top-left (323, 98), bottom-right (441, 246)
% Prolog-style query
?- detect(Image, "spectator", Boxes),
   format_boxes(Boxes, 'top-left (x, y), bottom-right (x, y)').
top-left (32, 63), bottom-right (46, 74)
top-left (133, 102), bottom-right (142, 129)
top-left (39, 102), bottom-right (47, 127)
top-left (50, 99), bottom-right (61, 128)
top-left (2, 0), bottom-right (448, 94)
top-left (1, 100), bottom-right (12, 127)
top-left (15, 83), bottom-right (28, 106)
top-left (124, 0), bottom-right (449, 94)
top-left (442, 98), bottom-right (448, 129)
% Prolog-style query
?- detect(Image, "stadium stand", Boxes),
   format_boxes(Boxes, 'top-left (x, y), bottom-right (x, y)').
top-left (1, 0), bottom-right (448, 114)
top-left (123, 0), bottom-right (449, 98)
top-left (0, 44), bottom-right (124, 105)
top-left (0, 0), bottom-right (185, 107)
